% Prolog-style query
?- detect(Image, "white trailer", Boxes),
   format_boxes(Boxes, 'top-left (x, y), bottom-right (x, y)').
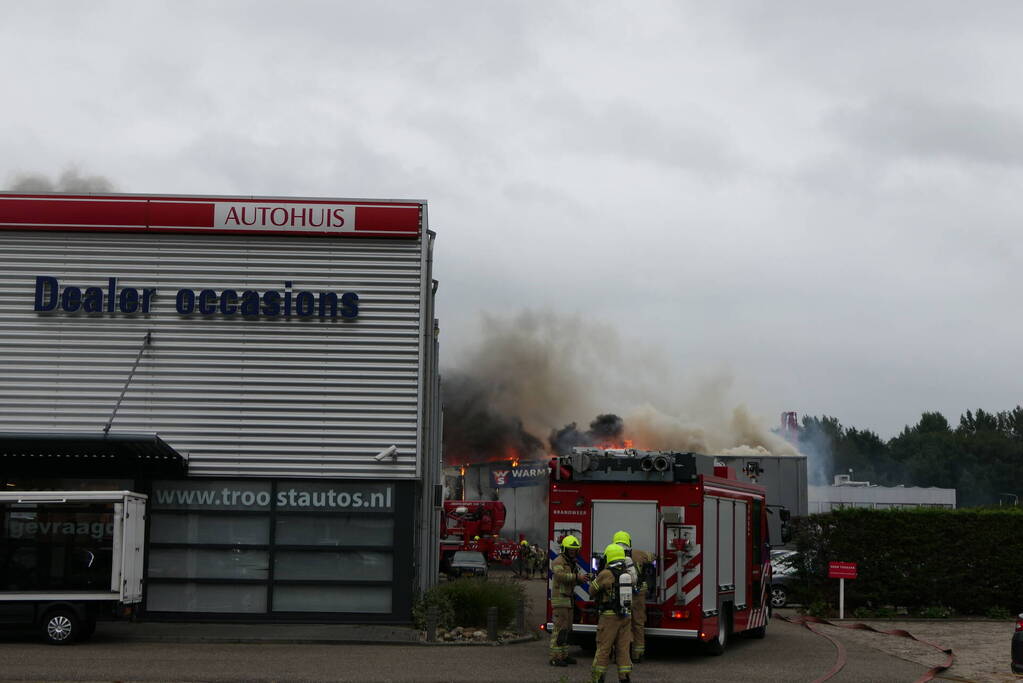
top-left (0, 490), bottom-right (146, 644)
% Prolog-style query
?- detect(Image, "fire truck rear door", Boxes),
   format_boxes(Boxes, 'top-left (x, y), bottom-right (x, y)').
top-left (591, 500), bottom-right (657, 560)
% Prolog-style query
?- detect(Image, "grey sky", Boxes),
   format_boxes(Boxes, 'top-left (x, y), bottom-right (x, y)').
top-left (3, 1), bottom-right (1022, 438)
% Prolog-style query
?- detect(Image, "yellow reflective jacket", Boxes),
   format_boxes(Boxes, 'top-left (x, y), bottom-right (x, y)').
top-left (551, 553), bottom-right (584, 608)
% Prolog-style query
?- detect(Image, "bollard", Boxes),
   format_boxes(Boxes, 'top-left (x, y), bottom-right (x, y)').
top-left (487, 606), bottom-right (498, 641)
top-left (426, 605), bottom-right (438, 642)
top-left (515, 599), bottom-right (525, 634)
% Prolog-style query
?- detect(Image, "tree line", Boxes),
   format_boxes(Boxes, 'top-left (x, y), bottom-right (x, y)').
top-left (798, 408), bottom-right (1023, 507)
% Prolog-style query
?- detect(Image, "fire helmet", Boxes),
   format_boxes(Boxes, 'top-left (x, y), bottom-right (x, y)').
top-left (604, 543), bottom-right (626, 563)
top-left (612, 530), bottom-right (632, 548)
top-left (560, 535), bottom-right (581, 550)
top-left (520, 539), bottom-right (529, 546)
top-left (473, 535), bottom-right (480, 540)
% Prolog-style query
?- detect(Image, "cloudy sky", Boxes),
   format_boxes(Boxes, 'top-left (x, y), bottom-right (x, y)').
top-left (4, 1), bottom-right (1022, 438)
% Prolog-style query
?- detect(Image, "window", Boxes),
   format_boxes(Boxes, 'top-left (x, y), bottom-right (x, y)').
top-left (145, 479), bottom-right (405, 619)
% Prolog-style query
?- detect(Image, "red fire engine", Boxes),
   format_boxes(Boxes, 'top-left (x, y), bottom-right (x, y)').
top-left (547, 448), bottom-right (785, 654)
top-left (439, 500), bottom-right (520, 570)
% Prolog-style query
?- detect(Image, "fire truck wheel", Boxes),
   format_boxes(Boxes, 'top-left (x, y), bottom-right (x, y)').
top-left (703, 605), bottom-right (731, 656)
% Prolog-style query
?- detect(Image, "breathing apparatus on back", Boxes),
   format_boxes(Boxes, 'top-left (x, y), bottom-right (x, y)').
top-left (602, 543), bottom-right (632, 617)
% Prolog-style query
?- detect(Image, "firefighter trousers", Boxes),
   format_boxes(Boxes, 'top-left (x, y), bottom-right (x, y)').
top-left (549, 606), bottom-right (572, 661)
top-left (592, 611), bottom-right (632, 681)
top-left (631, 591), bottom-right (646, 658)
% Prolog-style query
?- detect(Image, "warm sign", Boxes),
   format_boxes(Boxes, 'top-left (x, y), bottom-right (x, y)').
top-left (828, 561), bottom-right (858, 579)
top-left (490, 462), bottom-right (549, 488)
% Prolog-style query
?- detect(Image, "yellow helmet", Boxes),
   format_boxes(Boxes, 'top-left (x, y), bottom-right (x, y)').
top-left (520, 539), bottom-right (529, 546)
top-left (604, 543), bottom-right (626, 563)
top-left (612, 530), bottom-right (632, 548)
top-left (560, 535), bottom-right (581, 550)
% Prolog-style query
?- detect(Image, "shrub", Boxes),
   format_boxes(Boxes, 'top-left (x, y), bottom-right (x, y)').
top-left (985, 606), bottom-right (1012, 620)
top-left (874, 606), bottom-right (897, 618)
top-left (918, 606), bottom-right (952, 618)
top-left (852, 607), bottom-right (875, 619)
top-left (413, 578), bottom-right (525, 630)
top-left (412, 586), bottom-right (456, 630)
top-left (791, 507), bottom-right (1023, 616)
top-left (807, 600), bottom-right (833, 618)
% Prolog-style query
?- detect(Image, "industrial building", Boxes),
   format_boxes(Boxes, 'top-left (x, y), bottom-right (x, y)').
top-left (0, 192), bottom-right (442, 622)
top-left (808, 474), bottom-right (957, 512)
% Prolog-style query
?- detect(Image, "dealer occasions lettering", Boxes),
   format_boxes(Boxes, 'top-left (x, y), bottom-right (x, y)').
top-left (32, 275), bottom-right (359, 320)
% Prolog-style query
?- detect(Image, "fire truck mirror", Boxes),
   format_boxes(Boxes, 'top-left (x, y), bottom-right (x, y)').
top-left (779, 508), bottom-right (791, 522)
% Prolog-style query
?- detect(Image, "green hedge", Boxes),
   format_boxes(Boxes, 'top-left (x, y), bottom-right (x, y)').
top-left (790, 507), bottom-right (1023, 616)
top-left (412, 578), bottom-right (526, 629)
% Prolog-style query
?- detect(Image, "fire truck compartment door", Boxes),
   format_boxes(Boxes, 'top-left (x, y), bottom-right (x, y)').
top-left (734, 500), bottom-right (747, 608)
top-left (702, 498), bottom-right (717, 615)
top-left (591, 500), bottom-right (657, 560)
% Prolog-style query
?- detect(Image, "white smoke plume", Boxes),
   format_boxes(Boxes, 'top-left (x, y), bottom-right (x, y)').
top-left (7, 168), bottom-right (116, 193)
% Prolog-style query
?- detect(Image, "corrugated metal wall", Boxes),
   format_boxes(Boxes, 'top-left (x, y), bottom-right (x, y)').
top-left (0, 229), bottom-right (429, 479)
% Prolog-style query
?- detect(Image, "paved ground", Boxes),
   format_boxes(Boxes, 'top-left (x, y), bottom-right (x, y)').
top-left (0, 622), bottom-right (929, 682)
top-left (0, 573), bottom-right (1008, 681)
top-left (808, 618), bottom-right (1018, 683)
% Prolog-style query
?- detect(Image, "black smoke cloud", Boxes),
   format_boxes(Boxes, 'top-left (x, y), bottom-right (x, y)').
top-left (442, 372), bottom-right (544, 465)
top-left (548, 413), bottom-right (625, 456)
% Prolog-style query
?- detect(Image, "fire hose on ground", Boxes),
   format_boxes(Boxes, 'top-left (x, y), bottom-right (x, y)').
top-left (777, 613), bottom-right (955, 683)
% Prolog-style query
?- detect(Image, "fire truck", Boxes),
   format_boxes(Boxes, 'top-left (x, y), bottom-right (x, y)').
top-left (547, 448), bottom-right (788, 654)
top-left (439, 500), bottom-right (520, 571)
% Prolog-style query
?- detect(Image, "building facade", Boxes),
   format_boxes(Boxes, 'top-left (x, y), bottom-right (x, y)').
top-left (0, 192), bottom-right (442, 622)
top-left (808, 475), bottom-right (957, 512)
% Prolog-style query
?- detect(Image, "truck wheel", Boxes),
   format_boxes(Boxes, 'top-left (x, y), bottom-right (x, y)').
top-left (770, 585), bottom-right (788, 609)
top-left (42, 608), bottom-right (80, 645)
top-left (703, 606), bottom-right (731, 656)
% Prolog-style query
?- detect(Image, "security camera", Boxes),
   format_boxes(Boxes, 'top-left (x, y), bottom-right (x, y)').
top-left (373, 445), bottom-right (399, 462)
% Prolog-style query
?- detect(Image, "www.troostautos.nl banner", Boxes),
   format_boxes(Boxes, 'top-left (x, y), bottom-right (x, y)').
top-left (489, 462), bottom-right (549, 488)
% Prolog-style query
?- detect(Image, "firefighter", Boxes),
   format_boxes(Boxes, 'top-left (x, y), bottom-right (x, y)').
top-left (550, 535), bottom-right (589, 667)
top-left (590, 543), bottom-right (633, 683)
top-left (531, 543), bottom-right (544, 577)
top-left (613, 530), bottom-right (653, 663)
top-left (517, 539), bottom-right (531, 578)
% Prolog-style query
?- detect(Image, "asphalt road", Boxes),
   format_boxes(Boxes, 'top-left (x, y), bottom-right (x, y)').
top-left (0, 623), bottom-right (929, 682)
top-left (0, 576), bottom-right (931, 681)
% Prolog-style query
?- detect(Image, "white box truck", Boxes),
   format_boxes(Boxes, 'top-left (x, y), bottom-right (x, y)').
top-left (0, 490), bottom-right (146, 644)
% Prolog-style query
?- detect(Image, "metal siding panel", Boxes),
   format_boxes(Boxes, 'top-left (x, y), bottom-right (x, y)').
top-left (0, 231), bottom-right (426, 479)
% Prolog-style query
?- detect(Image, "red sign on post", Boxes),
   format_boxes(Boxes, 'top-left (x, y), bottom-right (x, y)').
top-left (829, 561), bottom-right (858, 579)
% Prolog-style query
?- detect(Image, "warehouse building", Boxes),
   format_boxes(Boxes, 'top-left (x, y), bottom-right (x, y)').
top-left (0, 192), bottom-right (442, 622)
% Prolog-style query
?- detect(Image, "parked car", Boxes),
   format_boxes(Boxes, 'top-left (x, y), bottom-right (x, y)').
top-left (770, 549), bottom-right (799, 609)
top-left (1012, 612), bottom-right (1023, 674)
top-left (447, 551), bottom-right (488, 579)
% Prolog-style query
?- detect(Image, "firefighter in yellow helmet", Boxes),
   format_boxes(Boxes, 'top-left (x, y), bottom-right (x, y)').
top-left (614, 530), bottom-right (653, 663)
top-left (550, 535), bottom-right (589, 666)
top-left (589, 543), bottom-right (633, 682)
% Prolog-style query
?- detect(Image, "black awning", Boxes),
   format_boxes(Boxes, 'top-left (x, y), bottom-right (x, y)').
top-left (0, 432), bottom-right (187, 478)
